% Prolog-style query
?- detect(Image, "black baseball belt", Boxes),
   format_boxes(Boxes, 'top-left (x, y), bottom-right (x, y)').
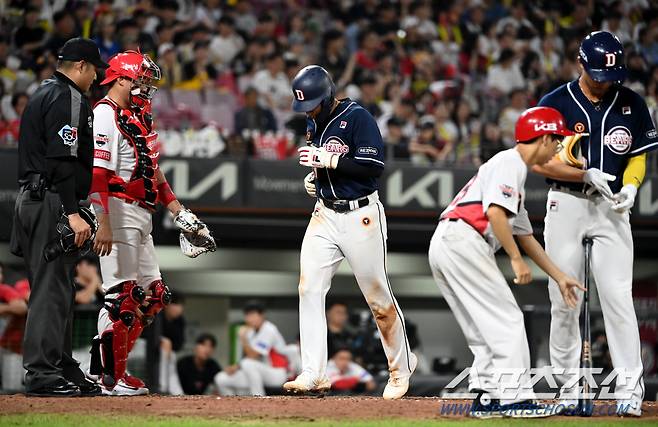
top-left (320, 196), bottom-right (370, 213)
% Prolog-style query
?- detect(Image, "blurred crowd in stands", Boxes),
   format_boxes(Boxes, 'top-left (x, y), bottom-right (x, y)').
top-left (1, 0), bottom-right (658, 167)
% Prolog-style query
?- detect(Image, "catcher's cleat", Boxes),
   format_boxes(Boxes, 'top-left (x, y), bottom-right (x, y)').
top-left (101, 376), bottom-right (149, 396)
top-left (383, 352), bottom-right (417, 400)
top-left (283, 372), bottom-right (331, 394)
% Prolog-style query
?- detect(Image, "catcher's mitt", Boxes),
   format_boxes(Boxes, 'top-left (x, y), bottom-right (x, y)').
top-left (174, 208), bottom-right (203, 233)
top-left (557, 133), bottom-right (588, 168)
top-left (180, 225), bottom-right (217, 258)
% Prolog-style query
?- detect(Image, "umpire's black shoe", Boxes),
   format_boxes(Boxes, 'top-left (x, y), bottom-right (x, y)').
top-left (75, 377), bottom-right (102, 396)
top-left (26, 379), bottom-right (81, 397)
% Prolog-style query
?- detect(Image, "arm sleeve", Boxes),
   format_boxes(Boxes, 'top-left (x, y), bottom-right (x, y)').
top-left (47, 157), bottom-right (79, 215)
top-left (335, 157), bottom-right (384, 178)
top-left (623, 153), bottom-right (646, 188)
top-left (45, 91), bottom-right (79, 159)
top-left (351, 109), bottom-right (385, 168)
top-left (481, 162), bottom-right (524, 216)
top-left (629, 97), bottom-right (658, 155)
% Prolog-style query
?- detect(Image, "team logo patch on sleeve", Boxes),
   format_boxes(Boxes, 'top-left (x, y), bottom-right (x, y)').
top-left (647, 129), bottom-right (657, 139)
top-left (499, 184), bottom-right (516, 198)
top-left (574, 122), bottom-right (586, 133)
top-left (95, 134), bottom-right (109, 146)
top-left (604, 126), bottom-right (632, 154)
top-left (94, 150), bottom-right (111, 161)
top-left (58, 125), bottom-right (78, 146)
top-left (357, 147), bottom-right (378, 156)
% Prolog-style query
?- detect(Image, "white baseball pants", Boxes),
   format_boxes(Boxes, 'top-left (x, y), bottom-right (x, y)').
top-left (97, 196), bottom-right (162, 335)
top-left (298, 192), bottom-right (413, 380)
top-left (428, 219), bottom-right (535, 404)
top-left (214, 359), bottom-right (287, 396)
top-left (544, 189), bottom-right (643, 406)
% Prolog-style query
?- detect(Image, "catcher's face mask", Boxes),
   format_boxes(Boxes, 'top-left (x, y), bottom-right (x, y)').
top-left (43, 206), bottom-right (98, 262)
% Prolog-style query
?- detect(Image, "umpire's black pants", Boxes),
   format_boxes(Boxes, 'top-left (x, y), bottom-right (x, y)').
top-left (11, 189), bottom-right (85, 391)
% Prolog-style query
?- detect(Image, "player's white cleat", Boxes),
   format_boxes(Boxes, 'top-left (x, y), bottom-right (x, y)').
top-left (617, 400), bottom-right (642, 417)
top-left (101, 375), bottom-right (149, 396)
top-left (283, 372), bottom-right (331, 394)
top-left (383, 352), bottom-right (417, 400)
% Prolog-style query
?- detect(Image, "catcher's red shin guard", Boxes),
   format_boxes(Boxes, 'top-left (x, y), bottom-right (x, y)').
top-left (99, 281), bottom-right (146, 389)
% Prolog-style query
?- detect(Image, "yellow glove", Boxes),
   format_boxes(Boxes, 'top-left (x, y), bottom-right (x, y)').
top-left (556, 133), bottom-right (588, 168)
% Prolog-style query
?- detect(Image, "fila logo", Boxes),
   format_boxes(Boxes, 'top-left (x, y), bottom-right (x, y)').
top-left (295, 89), bottom-right (305, 101)
top-left (605, 53), bottom-right (616, 67)
top-left (535, 123), bottom-right (557, 132)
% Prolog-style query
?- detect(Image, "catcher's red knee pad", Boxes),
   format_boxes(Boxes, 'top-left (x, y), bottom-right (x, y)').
top-left (139, 280), bottom-right (171, 326)
top-left (105, 281), bottom-right (146, 326)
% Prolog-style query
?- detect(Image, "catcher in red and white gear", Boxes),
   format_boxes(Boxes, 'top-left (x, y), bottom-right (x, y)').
top-left (87, 51), bottom-right (215, 396)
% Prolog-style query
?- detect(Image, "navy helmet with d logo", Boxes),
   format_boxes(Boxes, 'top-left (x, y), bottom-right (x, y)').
top-left (579, 31), bottom-right (626, 83)
top-left (291, 65), bottom-right (336, 113)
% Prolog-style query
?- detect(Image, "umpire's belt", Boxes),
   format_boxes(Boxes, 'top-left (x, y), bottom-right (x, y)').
top-left (321, 196), bottom-right (369, 213)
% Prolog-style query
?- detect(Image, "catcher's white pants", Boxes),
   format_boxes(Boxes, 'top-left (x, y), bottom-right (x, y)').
top-left (97, 196), bottom-right (162, 335)
top-left (428, 219), bottom-right (535, 404)
top-left (544, 189), bottom-right (643, 405)
top-left (298, 192), bottom-right (413, 380)
top-left (214, 359), bottom-right (287, 396)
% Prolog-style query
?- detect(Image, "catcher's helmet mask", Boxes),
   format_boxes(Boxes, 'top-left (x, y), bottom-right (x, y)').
top-left (43, 206), bottom-right (98, 262)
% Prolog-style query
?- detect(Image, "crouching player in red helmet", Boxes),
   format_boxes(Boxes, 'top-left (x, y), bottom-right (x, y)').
top-left (428, 107), bottom-right (585, 418)
top-left (87, 51), bottom-right (216, 395)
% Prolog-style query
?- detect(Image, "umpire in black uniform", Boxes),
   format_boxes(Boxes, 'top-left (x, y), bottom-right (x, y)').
top-left (10, 38), bottom-right (108, 397)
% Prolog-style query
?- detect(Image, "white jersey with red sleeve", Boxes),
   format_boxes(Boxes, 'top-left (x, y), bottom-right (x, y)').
top-left (92, 100), bottom-right (136, 181)
top-left (440, 148), bottom-right (533, 250)
top-left (245, 320), bottom-right (288, 367)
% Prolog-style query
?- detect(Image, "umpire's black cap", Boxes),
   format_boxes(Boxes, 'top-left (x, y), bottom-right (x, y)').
top-left (58, 38), bottom-right (110, 69)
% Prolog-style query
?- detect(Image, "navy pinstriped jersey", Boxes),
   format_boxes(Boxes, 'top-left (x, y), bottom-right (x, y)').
top-left (306, 98), bottom-right (385, 200)
top-left (538, 80), bottom-right (658, 193)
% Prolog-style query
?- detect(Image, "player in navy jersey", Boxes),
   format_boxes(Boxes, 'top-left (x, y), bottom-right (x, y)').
top-left (535, 31), bottom-right (657, 417)
top-left (283, 65), bottom-right (416, 400)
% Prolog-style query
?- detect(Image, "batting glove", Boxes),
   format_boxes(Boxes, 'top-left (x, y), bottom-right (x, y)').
top-left (583, 168), bottom-right (616, 199)
top-left (303, 172), bottom-right (317, 198)
top-left (611, 184), bottom-right (637, 213)
top-left (298, 146), bottom-right (339, 169)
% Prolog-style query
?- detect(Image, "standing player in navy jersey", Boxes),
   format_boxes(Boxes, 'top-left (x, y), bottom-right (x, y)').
top-left (535, 31), bottom-right (658, 416)
top-left (282, 65), bottom-right (416, 399)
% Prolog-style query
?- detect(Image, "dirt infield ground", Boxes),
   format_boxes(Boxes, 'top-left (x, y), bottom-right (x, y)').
top-left (0, 395), bottom-right (656, 422)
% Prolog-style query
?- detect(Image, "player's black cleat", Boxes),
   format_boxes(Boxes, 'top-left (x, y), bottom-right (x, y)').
top-left (469, 389), bottom-right (503, 419)
top-left (75, 377), bottom-right (102, 396)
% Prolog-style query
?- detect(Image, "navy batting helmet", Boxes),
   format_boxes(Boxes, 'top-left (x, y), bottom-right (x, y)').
top-left (579, 31), bottom-right (626, 83)
top-left (291, 65), bottom-right (336, 113)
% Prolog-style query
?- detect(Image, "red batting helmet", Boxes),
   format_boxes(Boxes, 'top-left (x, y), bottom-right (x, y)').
top-left (515, 107), bottom-right (575, 143)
